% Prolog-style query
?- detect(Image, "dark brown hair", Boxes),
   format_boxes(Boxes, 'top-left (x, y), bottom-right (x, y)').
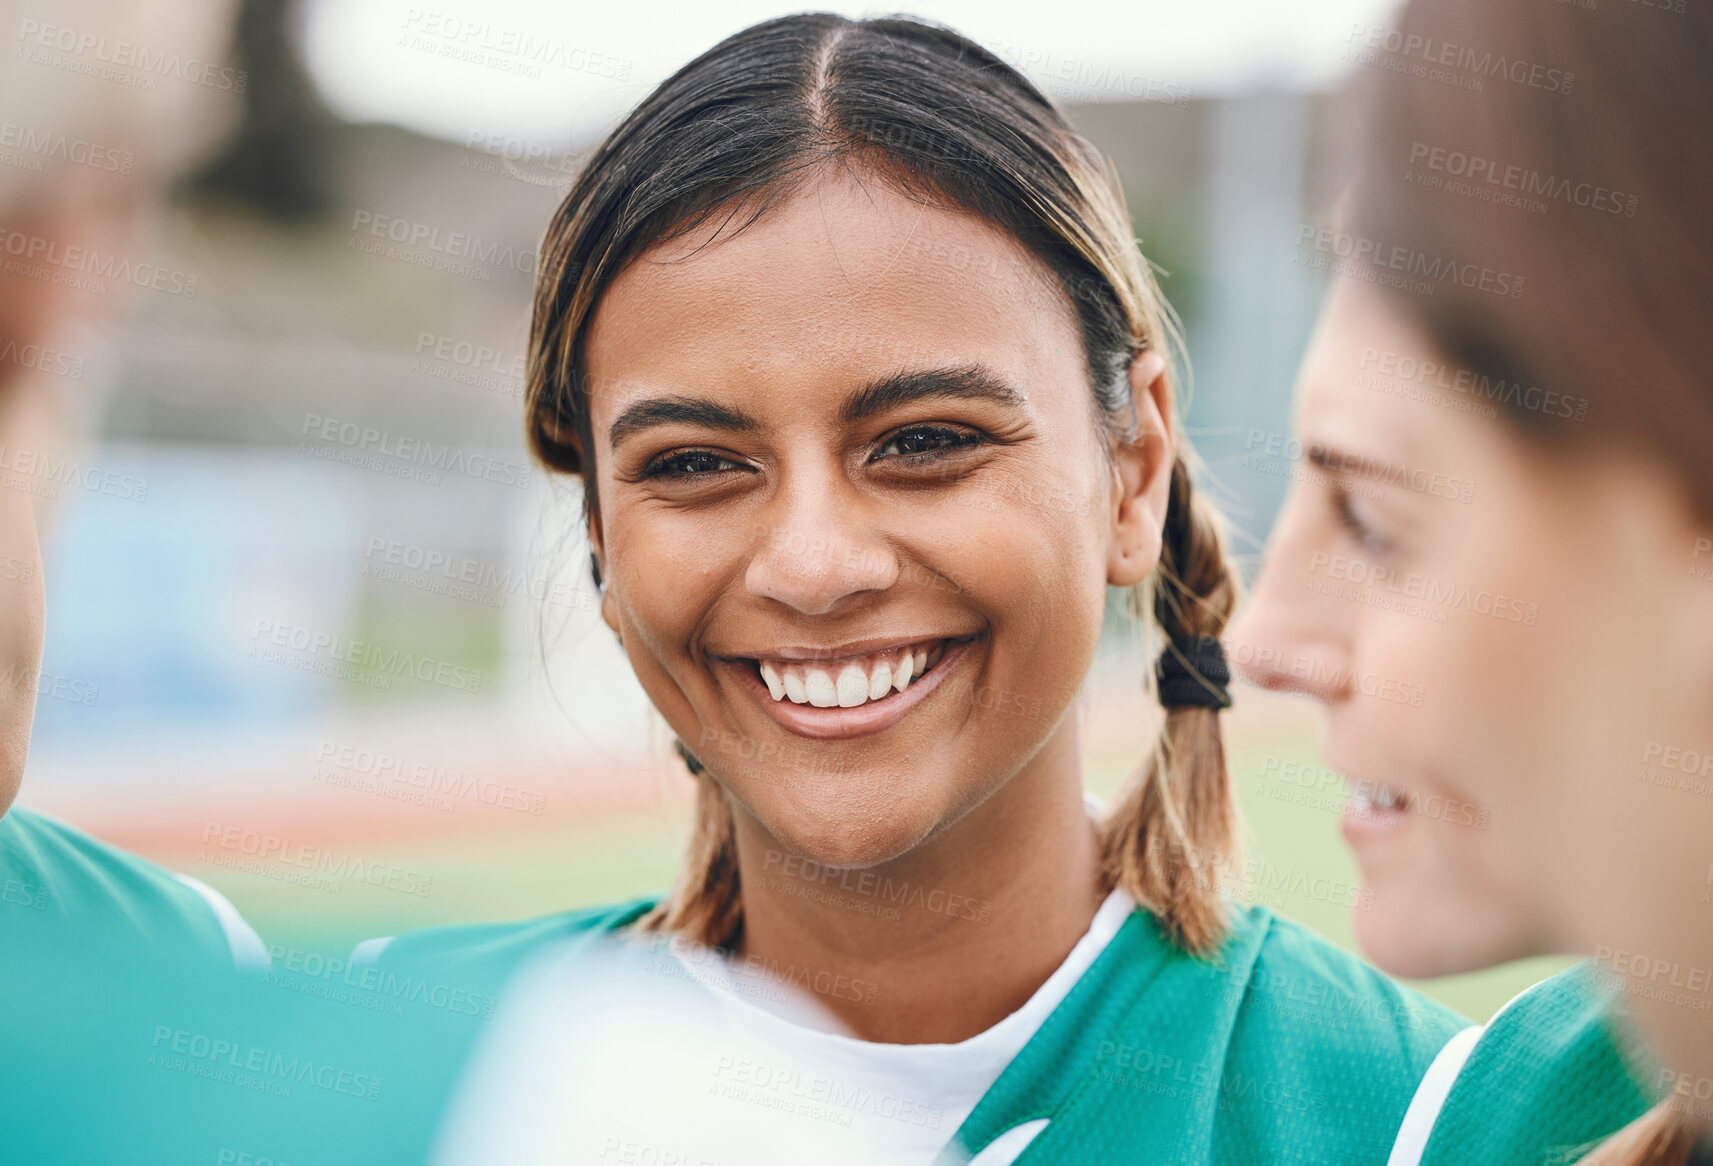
top-left (1354, 0), bottom-right (1713, 507)
top-left (525, 12), bottom-right (1240, 953)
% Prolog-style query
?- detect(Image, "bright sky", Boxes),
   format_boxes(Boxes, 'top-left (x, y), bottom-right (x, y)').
top-left (303, 0), bottom-right (1405, 147)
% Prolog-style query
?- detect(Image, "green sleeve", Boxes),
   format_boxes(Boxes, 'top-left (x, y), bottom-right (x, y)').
top-left (1417, 963), bottom-right (1656, 1166)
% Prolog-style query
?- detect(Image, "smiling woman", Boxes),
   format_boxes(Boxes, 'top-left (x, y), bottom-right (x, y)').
top-left (360, 14), bottom-right (1477, 1165)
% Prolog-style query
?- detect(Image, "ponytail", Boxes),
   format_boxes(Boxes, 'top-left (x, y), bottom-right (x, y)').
top-left (635, 742), bottom-right (744, 949)
top-left (1572, 1102), bottom-right (1702, 1166)
top-left (1097, 456), bottom-right (1243, 955)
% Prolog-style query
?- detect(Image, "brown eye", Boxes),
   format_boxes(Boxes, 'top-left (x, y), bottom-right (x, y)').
top-left (641, 449), bottom-right (747, 479)
top-left (873, 426), bottom-right (985, 461)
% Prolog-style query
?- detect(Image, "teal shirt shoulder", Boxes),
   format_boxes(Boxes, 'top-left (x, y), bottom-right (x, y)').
top-left (0, 805), bottom-right (276, 1165)
top-left (1417, 962), bottom-right (1656, 1166)
top-left (945, 901), bottom-right (1469, 1164)
top-left (362, 894), bottom-right (658, 995)
top-left (0, 804), bottom-right (259, 965)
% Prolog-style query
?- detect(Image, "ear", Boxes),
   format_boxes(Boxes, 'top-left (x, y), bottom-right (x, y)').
top-left (1107, 349), bottom-right (1175, 589)
top-left (586, 503), bottom-right (622, 639)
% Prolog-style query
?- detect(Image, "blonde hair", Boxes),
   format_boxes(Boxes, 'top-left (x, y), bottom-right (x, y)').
top-left (525, 14), bottom-right (1240, 954)
top-left (1572, 1102), bottom-right (1703, 1166)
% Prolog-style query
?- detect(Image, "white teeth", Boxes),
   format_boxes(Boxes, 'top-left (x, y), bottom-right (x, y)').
top-left (805, 669), bottom-right (840, 707)
top-left (836, 664), bottom-right (869, 708)
top-left (759, 660), bottom-right (786, 701)
top-left (1354, 783), bottom-right (1408, 813)
top-left (756, 640), bottom-right (949, 711)
top-left (892, 652), bottom-right (914, 692)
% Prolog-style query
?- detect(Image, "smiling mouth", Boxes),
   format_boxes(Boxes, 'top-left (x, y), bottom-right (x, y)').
top-left (1348, 783), bottom-right (1414, 818)
top-left (747, 638), bottom-right (953, 711)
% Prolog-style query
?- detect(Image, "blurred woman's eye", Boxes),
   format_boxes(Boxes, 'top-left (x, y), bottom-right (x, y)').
top-left (871, 425), bottom-right (987, 463)
top-left (639, 449), bottom-right (748, 479)
top-left (1331, 489), bottom-right (1395, 557)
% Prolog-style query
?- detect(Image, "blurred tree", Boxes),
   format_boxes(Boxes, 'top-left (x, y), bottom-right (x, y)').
top-left (183, 0), bottom-right (337, 223)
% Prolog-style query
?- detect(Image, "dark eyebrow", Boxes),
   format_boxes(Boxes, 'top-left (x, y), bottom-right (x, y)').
top-left (838, 364), bottom-right (1027, 425)
top-left (608, 397), bottom-right (760, 449)
top-left (606, 365), bottom-right (1027, 449)
top-left (1306, 443), bottom-right (1382, 480)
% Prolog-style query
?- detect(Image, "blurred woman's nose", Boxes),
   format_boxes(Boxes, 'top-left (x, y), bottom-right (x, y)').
top-left (744, 481), bottom-right (899, 616)
top-left (1225, 502), bottom-right (1352, 704)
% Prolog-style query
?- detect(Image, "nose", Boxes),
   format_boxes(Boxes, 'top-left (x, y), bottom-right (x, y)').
top-left (1225, 503), bottom-right (1353, 705)
top-left (745, 485), bottom-right (899, 616)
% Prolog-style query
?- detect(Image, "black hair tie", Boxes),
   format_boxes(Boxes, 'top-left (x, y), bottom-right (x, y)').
top-left (1156, 635), bottom-right (1232, 711)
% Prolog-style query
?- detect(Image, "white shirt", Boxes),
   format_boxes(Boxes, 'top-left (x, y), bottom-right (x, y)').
top-left (431, 887), bottom-right (1136, 1166)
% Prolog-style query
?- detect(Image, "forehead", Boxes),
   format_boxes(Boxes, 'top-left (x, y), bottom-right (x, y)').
top-left (581, 167), bottom-right (1083, 425)
top-left (1295, 280), bottom-right (1442, 459)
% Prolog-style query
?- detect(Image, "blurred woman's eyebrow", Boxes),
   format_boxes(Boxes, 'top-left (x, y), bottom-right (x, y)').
top-left (606, 364), bottom-right (1028, 449)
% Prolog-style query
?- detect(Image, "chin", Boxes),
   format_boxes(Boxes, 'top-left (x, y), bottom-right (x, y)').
top-left (1351, 883), bottom-right (1533, 981)
top-left (759, 802), bottom-right (937, 872)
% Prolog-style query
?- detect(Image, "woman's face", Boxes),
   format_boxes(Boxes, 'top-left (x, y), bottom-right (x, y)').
top-left (578, 168), bottom-right (1167, 868)
top-left (1230, 278), bottom-right (1713, 985)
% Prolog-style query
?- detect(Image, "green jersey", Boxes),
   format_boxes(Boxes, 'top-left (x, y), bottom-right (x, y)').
top-left (1409, 963), bottom-right (1659, 1166)
top-left (364, 897), bottom-right (1471, 1164)
top-left (0, 805), bottom-right (266, 965)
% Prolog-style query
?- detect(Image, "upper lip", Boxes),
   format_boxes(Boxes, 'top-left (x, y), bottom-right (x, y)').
top-left (712, 630), bottom-right (981, 664)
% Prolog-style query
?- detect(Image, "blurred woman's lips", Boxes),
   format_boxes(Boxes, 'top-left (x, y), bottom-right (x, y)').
top-left (1340, 781), bottom-right (1416, 846)
top-left (719, 634), bottom-right (979, 740)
